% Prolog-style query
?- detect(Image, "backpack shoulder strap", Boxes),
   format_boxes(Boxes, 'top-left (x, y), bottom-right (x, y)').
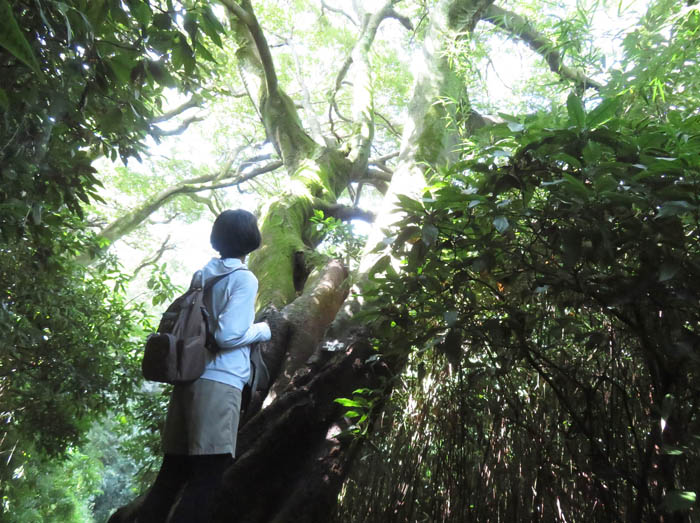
top-left (202, 266), bottom-right (248, 293)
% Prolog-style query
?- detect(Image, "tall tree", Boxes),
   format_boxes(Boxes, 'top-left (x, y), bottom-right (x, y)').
top-left (4, 0), bottom-right (697, 521)
top-left (106, 0), bottom-right (698, 521)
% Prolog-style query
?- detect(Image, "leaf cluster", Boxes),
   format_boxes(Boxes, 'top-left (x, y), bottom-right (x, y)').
top-left (362, 95), bottom-right (700, 517)
top-left (0, 0), bottom-right (223, 246)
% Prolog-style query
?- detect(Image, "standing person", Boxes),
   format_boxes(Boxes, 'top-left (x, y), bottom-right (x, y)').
top-left (136, 209), bottom-right (271, 523)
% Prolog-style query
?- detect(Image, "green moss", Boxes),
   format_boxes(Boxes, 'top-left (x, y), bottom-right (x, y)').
top-left (250, 195), bottom-right (310, 309)
top-left (248, 148), bottom-right (353, 309)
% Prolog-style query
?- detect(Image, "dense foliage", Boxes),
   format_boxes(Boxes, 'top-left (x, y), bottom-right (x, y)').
top-left (0, 0), bottom-right (222, 242)
top-left (342, 97), bottom-right (700, 520)
top-left (0, 0), bottom-right (222, 519)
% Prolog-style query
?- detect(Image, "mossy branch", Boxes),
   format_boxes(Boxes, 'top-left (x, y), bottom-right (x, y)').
top-left (482, 4), bottom-right (604, 91)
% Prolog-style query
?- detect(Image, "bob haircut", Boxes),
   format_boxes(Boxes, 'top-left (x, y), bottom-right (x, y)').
top-left (210, 209), bottom-right (262, 258)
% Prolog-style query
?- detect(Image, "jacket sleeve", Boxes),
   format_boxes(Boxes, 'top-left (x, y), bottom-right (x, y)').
top-left (213, 271), bottom-right (271, 350)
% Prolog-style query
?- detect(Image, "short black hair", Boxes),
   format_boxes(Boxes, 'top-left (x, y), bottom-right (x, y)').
top-left (210, 209), bottom-right (261, 258)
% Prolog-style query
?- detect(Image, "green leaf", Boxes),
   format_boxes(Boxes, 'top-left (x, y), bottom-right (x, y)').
top-left (0, 0), bottom-right (42, 76)
top-left (334, 398), bottom-right (365, 408)
top-left (152, 13), bottom-right (172, 30)
top-left (172, 39), bottom-right (195, 74)
top-left (587, 97), bottom-right (619, 128)
top-left (184, 13), bottom-right (198, 43)
top-left (493, 216), bottom-right (509, 233)
top-left (200, 7), bottom-right (224, 47)
top-left (55, 2), bottom-right (73, 46)
top-left (86, 0), bottom-right (109, 29)
top-left (566, 92), bottom-right (586, 128)
top-left (562, 173), bottom-right (590, 197)
top-left (507, 122), bottom-right (524, 132)
top-left (662, 491), bottom-right (696, 512)
top-left (0, 87), bottom-right (8, 110)
top-left (369, 255), bottom-right (391, 276)
top-left (195, 41), bottom-right (216, 63)
top-left (421, 224), bottom-right (439, 246)
top-left (107, 54), bottom-right (134, 84)
top-left (396, 194), bottom-right (424, 213)
top-left (393, 226), bottom-right (421, 249)
top-left (656, 201), bottom-right (694, 219)
top-left (552, 152), bottom-right (582, 168)
top-left (582, 141), bottom-right (603, 164)
top-left (658, 262), bottom-right (680, 282)
top-left (661, 445), bottom-right (685, 456)
top-left (130, 1), bottom-right (152, 27)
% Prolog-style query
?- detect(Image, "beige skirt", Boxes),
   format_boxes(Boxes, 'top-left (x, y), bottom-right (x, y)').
top-left (162, 378), bottom-right (242, 456)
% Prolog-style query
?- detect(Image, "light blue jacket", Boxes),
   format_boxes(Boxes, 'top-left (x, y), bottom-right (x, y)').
top-left (199, 257), bottom-right (271, 390)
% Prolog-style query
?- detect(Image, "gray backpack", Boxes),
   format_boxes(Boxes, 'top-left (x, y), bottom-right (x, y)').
top-left (142, 268), bottom-right (269, 391)
top-left (142, 270), bottom-right (233, 384)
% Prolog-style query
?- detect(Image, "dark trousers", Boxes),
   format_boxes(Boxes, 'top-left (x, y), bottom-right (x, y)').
top-left (137, 453), bottom-right (233, 523)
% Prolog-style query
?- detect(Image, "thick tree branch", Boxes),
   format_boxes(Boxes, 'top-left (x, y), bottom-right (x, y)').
top-left (387, 8), bottom-right (413, 30)
top-left (355, 167), bottom-right (393, 184)
top-left (369, 151), bottom-right (399, 164)
top-left (267, 260), bottom-right (350, 399)
top-left (221, 0), bottom-right (278, 94)
top-left (222, 0), bottom-right (318, 170)
top-left (313, 201), bottom-right (376, 223)
top-left (482, 4), bottom-right (604, 91)
top-left (94, 159), bottom-right (282, 250)
top-left (347, 2), bottom-right (410, 178)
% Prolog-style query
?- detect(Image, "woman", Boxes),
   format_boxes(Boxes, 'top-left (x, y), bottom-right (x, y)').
top-left (137, 209), bottom-right (271, 523)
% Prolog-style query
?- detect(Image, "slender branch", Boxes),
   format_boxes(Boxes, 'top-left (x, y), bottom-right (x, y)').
top-left (334, 56), bottom-right (354, 94)
top-left (150, 115), bottom-right (205, 137)
top-left (328, 58), bottom-right (354, 132)
top-left (482, 5), bottom-right (604, 91)
top-left (186, 193), bottom-right (219, 215)
top-left (375, 111), bottom-right (402, 138)
top-left (95, 159), bottom-right (282, 248)
top-left (289, 39), bottom-right (327, 145)
top-left (151, 95), bottom-right (202, 123)
top-left (201, 160), bottom-right (283, 191)
top-left (131, 235), bottom-right (175, 278)
top-left (321, 0), bottom-right (358, 26)
top-left (332, 96), bottom-right (352, 123)
top-left (238, 65), bottom-right (264, 123)
top-left (353, 182), bottom-right (364, 206)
